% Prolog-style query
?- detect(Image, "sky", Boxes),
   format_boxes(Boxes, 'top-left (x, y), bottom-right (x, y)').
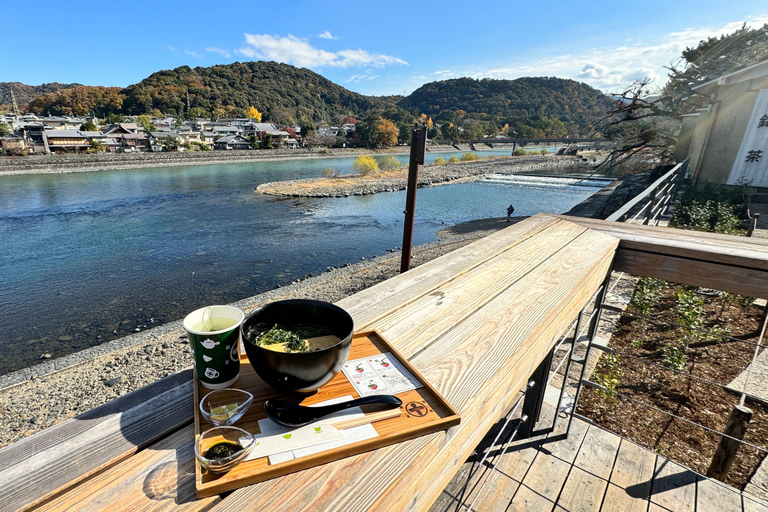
top-left (2, 1), bottom-right (767, 97)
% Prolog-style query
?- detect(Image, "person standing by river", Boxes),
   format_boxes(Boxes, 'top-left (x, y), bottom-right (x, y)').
top-left (507, 204), bottom-right (515, 222)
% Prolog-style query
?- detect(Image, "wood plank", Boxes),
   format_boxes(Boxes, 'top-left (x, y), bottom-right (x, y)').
top-left (602, 483), bottom-right (650, 512)
top-left (372, 221), bottom-right (588, 347)
top-left (0, 370), bottom-right (194, 512)
top-left (36, 425), bottom-right (219, 512)
top-left (696, 476), bottom-right (743, 512)
top-left (369, 232), bottom-right (618, 511)
top-left (210, 221), bottom-right (618, 511)
top-left (459, 467), bottom-right (522, 512)
top-left (556, 215), bottom-right (768, 261)
top-left (543, 412), bottom-right (589, 464)
top-left (609, 440), bottom-right (656, 498)
top-left (509, 484), bottom-right (555, 512)
top-left (404, 229), bottom-right (618, 410)
top-left (337, 214), bottom-right (563, 328)
top-left (744, 495), bottom-right (768, 512)
top-left (613, 248), bottom-right (768, 298)
top-left (649, 460), bottom-right (697, 512)
top-left (431, 410), bottom-right (545, 512)
top-left (573, 425), bottom-right (621, 480)
top-left (555, 466), bottom-right (609, 512)
top-left (520, 450), bottom-right (571, 502)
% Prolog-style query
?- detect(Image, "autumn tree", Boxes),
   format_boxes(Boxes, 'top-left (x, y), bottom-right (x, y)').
top-left (356, 116), bottom-right (398, 147)
top-left (246, 106), bottom-right (262, 122)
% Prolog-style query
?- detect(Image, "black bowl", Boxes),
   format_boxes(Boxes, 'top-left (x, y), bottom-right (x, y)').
top-left (240, 299), bottom-right (354, 394)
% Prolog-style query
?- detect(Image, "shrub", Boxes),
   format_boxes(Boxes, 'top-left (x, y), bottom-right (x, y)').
top-left (322, 167), bottom-right (340, 178)
top-left (376, 155), bottom-right (402, 171)
top-left (461, 152), bottom-right (480, 161)
top-left (433, 157), bottom-right (446, 165)
top-left (352, 155), bottom-right (379, 176)
top-left (669, 184), bottom-right (744, 235)
top-left (540, 149), bottom-right (549, 155)
top-left (448, 156), bottom-right (459, 163)
top-left (630, 277), bottom-right (665, 319)
top-left (512, 148), bottom-right (528, 156)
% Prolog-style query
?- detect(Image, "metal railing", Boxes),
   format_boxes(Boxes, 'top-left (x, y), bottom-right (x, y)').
top-left (606, 158), bottom-right (689, 225)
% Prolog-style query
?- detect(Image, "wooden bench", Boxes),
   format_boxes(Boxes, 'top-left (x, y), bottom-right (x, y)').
top-left (0, 214), bottom-right (618, 512)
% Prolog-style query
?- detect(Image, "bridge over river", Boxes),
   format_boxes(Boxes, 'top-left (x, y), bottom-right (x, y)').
top-left (466, 137), bottom-right (609, 151)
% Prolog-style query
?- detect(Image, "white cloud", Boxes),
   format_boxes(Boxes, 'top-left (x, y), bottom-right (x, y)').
top-left (346, 70), bottom-right (381, 83)
top-left (168, 46), bottom-right (177, 52)
top-left (237, 34), bottom-right (408, 68)
top-left (185, 50), bottom-right (204, 58)
top-left (415, 15), bottom-right (768, 93)
top-left (206, 47), bottom-right (231, 58)
top-left (318, 30), bottom-right (337, 40)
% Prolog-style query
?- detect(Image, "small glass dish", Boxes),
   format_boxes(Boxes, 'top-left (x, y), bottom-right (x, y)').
top-left (200, 388), bottom-right (253, 426)
top-left (194, 426), bottom-right (255, 473)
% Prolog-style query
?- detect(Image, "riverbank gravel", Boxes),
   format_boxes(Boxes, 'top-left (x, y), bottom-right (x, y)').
top-left (0, 232), bottom-right (492, 448)
top-left (256, 155), bottom-right (588, 197)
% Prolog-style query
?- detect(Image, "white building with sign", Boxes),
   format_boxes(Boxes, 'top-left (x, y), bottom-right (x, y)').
top-left (675, 59), bottom-right (768, 188)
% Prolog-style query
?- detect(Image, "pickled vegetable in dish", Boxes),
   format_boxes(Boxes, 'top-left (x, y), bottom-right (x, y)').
top-left (247, 324), bottom-right (340, 353)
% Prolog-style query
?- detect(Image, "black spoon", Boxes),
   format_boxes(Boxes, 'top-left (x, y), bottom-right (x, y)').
top-left (262, 395), bottom-right (403, 428)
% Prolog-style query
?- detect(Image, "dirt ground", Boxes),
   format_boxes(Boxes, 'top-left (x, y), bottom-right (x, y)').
top-left (578, 281), bottom-right (768, 490)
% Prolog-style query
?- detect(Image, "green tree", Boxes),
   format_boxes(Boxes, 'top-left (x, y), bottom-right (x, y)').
top-left (187, 106), bottom-right (209, 119)
top-left (0, 122), bottom-right (10, 136)
top-left (262, 132), bottom-right (273, 149)
top-left (441, 123), bottom-right (461, 143)
top-left (377, 155), bottom-right (402, 171)
top-left (163, 135), bottom-right (180, 151)
top-left (300, 121), bottom-right (315, 138)
top-left (135, 115), bottom-right (153, 131)
top-left (598, 23), bottom-right (768, 167)
top-left (87, 139), bottom-right (105, 153)
top-left (80, 120), bottom-right (98, 131)
top-left (105, 113), bottom-right (125, 124)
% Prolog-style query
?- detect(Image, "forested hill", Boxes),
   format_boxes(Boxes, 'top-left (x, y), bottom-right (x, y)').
top-left (6, 63), bottom-right (612, 136)
top-left (0, 82), bottom-right (80, 109)
top-left (398, 77), bottom-right (613, 134)
top-left (121, 61), bottom-right (396, 121)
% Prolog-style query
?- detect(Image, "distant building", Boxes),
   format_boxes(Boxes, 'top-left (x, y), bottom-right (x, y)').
top-left (214, 134), bottom-right (252, 150)
top-left (676, 59), bottom-right (768, 188)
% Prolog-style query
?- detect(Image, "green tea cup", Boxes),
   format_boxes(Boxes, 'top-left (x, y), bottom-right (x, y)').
top-left (183, 305), bottom-right (244, 389)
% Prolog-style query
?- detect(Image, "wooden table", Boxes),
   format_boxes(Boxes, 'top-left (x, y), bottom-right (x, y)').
top-left (0, 214), bottom-right (618, 512)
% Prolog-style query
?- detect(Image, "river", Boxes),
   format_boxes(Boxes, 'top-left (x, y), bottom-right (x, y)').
top-left (0, 151), bottom-right (609, 375)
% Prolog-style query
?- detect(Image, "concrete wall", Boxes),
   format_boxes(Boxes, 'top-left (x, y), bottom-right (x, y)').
top-left (693, 74), bottom-right (768, 184)
top-left (673, 114), bottom-right (698, 164)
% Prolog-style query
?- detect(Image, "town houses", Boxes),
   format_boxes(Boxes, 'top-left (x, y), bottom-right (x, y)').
top-left (0, 113), bottom-right (311, 154)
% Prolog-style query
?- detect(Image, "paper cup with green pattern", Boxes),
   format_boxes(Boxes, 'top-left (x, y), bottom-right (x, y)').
top-left (183, 305), bottom-right (245, 389)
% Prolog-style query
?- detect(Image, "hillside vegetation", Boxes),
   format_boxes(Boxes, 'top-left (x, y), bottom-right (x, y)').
top-left (3, 62), bottom-right (612, 139)
top-left (398, 77), bottom-right (613, 135)
top-left (0, 82), bottom-right (80, 111)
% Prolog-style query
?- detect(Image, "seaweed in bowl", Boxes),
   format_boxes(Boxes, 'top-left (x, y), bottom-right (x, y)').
top-left (240, 300), bottom-right (354, 394)
top-left (247, 323), bottom-right (341, 353)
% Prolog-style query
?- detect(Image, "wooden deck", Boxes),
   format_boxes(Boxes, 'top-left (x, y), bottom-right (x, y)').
top-left (6, 214), bottom-right (768, 511)
top-left (432, 408), bottom-right (768, 512)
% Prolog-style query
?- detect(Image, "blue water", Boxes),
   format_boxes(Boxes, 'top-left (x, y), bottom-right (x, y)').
top-left (0, 151), bottom-right (602, 374)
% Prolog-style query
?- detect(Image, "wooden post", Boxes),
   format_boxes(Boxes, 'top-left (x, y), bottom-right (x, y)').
top-left (400, 125), bottom-right (427, 273)
top-left (706, 404), bottom-right (753, 481)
